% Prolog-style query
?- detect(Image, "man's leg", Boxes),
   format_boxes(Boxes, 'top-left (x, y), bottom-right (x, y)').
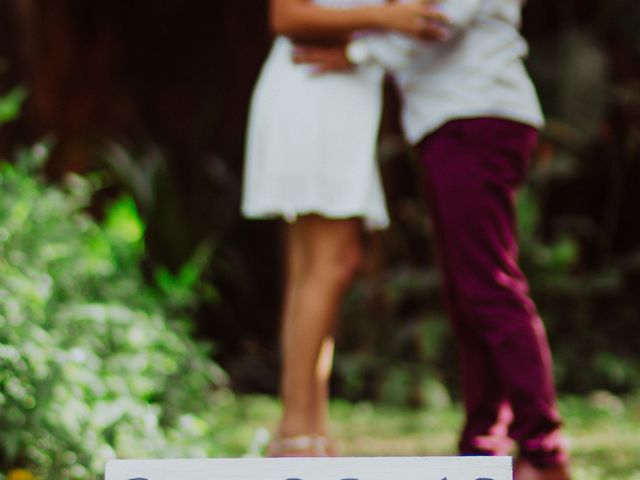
top-left (418, 118), bottom-right (568, 468)
top-left (436, 224), bottom-right (513, 456)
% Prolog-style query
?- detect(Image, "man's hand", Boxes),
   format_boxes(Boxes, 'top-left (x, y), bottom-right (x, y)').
top-left (293, 44), bottom-right (354, 74)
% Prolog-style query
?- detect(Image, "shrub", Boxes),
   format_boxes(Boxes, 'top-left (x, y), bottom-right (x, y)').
top-left (0, 142), bottom-right (229, 479)
top-left (0, 85), bottom-right (27, 126)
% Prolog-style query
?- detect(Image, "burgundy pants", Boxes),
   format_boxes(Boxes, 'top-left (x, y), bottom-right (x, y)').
top-left (418, 118), bottom-right (567, 467)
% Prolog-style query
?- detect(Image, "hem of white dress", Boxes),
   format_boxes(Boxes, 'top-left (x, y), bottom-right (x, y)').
top-left (242, 206), bottom-right (389, 231)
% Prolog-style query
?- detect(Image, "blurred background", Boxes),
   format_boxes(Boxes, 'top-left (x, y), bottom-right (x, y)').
top-left (0, 0), bottom-right (639, 479)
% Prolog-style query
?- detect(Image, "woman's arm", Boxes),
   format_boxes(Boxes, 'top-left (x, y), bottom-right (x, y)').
top-left (270, 0), bottom-right (448, 41)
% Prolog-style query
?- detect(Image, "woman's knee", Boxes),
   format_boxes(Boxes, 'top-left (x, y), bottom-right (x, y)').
top-left (295, 217), bottom-right (364, 288)
top-left (336, 240), bottom-right (364, 283)
top-left (309, 237), bottom-right (363, 289)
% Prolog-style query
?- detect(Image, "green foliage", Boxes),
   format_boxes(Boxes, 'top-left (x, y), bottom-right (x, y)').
top-left (521, 22), bottom-right (640, 392)
top-left (0, 85), bottom-right (27, 126)
top-left (161, 393), bottom-right (640, 478)
top-left (519, 181), bottom-right (640, 392)
top-left (335, 252), bottom-right (455, 406)
top-left (0, 143), bottom-right (231, 479)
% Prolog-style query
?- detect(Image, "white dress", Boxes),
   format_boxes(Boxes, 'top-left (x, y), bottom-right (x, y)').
top-left (241, 0), bottom-right (389, 230)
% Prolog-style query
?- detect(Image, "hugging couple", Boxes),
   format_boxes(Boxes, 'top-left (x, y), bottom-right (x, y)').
top-left (241, 1), bottom-right (571, 479)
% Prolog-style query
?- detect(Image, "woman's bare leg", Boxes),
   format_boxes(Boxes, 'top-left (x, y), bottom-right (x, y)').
top-left (277, 215), bottom-right (363, 447)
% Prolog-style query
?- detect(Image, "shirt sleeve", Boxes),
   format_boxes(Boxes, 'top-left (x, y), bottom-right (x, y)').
top-left (441, 0), bottom-right (484, 33)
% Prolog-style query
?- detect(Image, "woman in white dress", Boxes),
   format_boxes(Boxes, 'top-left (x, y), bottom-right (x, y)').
top-left (242, 0), bottom-right (448, 456)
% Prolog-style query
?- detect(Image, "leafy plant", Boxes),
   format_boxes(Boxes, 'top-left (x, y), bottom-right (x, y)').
top-left (0, 142), bottom-right (230, 479)
top-left (0, 85), bottom-right (27, 126)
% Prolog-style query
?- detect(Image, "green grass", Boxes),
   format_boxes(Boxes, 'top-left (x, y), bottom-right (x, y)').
top-left (221, 392), bottom-right (640, 479)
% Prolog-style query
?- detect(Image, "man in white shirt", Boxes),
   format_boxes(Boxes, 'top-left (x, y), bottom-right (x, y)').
top-left (293, 1), bottom-right (571, 478)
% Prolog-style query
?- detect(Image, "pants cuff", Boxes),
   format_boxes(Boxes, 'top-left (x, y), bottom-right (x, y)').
top-left (519, 430), bottom-right (570, 468)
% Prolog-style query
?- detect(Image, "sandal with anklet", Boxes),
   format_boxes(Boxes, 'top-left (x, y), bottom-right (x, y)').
top-left (267, 434), bottom-right (336, 457)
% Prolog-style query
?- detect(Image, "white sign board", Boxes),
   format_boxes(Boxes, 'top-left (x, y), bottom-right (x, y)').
top-left (106, 456), bottom-right (512, 480)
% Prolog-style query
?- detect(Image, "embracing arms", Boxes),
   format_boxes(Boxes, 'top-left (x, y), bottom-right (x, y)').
top-left (292, 0), bottom-right (485, 72)
top-left (270, 0), bottom-right (449, 41)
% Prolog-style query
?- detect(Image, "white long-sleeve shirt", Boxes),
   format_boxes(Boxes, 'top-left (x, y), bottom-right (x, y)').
top-left (350, 0), bottom-right (544, 144)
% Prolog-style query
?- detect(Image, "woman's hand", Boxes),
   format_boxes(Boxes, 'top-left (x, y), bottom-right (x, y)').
top-left (375, 0), bottom-right (450, 40)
